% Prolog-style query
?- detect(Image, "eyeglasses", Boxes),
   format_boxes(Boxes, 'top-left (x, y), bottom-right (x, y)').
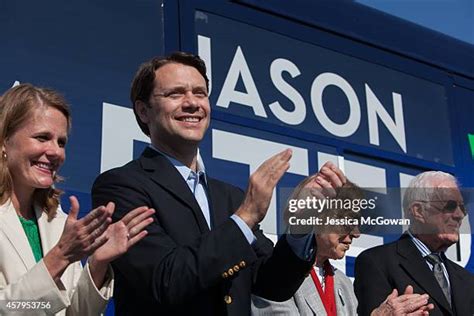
top-left (418, 200), bottom-right (467, 215)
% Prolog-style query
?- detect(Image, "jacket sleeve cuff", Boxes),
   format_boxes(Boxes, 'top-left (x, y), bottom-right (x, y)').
top-left (231, 214), bottom-right (257, 244)
top-left (84, 260), bottom-right (114, 300)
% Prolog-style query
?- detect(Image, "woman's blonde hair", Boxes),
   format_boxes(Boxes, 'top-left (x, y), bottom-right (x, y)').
top-left (0, 83), bottom-right (71, 220)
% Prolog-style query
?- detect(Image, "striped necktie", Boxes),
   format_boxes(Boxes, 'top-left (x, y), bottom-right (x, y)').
top-left (425, 253), bottom-right (451, 306)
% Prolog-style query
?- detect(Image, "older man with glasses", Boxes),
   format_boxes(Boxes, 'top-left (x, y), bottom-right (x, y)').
top-left (354, 171), bottom-right (474, 316)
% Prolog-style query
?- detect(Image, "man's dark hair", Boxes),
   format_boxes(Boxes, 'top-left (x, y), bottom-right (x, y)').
top-left (130, 51), bottom-right (209, 136)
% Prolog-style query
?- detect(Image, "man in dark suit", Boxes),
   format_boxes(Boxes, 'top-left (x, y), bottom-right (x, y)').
top-left (355, 171), bottom-right (474, 316)
top-left (92, 52), bottom-right (346, 315)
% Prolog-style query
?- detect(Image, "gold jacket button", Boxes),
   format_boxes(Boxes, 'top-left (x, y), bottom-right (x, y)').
top-left (233, 265), bottom-right (240, 272)
top-left (239, 261), bottom-right (246, 268)
top-left (222, 272), bottom-right (228, 279)
top-left (228, 268), bottom-right (234, 276)
top-left (224, 295), bottom-right (232, 304)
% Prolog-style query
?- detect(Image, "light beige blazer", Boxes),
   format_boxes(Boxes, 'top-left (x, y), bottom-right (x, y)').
top-left (0, 200), bottom-right (113, 315)
top-left (251, 269), bottom-right (358, 315)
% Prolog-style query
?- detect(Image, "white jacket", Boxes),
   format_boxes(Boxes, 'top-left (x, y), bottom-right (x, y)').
top-left (0, 201), bottom-right (114, 315)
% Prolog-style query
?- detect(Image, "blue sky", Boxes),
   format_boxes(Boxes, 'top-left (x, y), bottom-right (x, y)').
top-left (356, 0), bottom-right (474, 45)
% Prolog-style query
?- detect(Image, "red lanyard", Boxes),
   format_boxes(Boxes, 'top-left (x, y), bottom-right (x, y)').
top-left (309, 261), bottom-right (337, 316)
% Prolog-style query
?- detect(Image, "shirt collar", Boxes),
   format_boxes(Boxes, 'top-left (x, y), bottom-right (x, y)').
top-left (313, 261), bottom-right (337, 277)
top-left (149, 145), bottom-right (208, 185)
top-left (407, 230), bottom-right (440, 257)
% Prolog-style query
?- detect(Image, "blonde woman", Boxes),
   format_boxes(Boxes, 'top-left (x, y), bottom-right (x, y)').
top-left (0, 84), bottom-right (154, 315)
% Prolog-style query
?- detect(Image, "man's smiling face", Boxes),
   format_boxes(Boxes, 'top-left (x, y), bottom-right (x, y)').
top-left (142, 62), bottom-right (210, 150)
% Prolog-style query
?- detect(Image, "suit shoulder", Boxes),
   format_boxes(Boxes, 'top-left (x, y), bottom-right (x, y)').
top-left (356, 240), bottom-right (398, 263)
top-left (447, 259), bottom-right (474, 279)
top-left (93, 159), bottom-right (143, 185)
top-left (334, 269), bottom-right (352, 285)
top-left (99, 158), bottom-right (141, 175)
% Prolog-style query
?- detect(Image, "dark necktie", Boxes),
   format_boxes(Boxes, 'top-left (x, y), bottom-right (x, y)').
top-left (425, 253), bottom-right (451, 306)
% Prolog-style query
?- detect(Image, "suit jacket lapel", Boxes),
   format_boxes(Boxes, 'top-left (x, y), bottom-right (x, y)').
top-left (0, 201), bottom-right (36, 269)
top-left (206, 179), bottom-right (228, 227)
top-left (445, 259), bottom-right (468, 315)
top-left (139, 148), bottom-right (210, 233)
top-left (333, 272), bottom-right (347, 313)
top-left (397, 235), bottom-right (452, 314)
top-left (299, 276), bottom-right (327, 315)
top-left (35, 205), bottom-right (65, 255)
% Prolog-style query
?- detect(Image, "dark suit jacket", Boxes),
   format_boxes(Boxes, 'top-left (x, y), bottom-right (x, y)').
top-left (92, 148), bottom-right (313, 316)
top-left (354, 234), bottom-right (474, 316)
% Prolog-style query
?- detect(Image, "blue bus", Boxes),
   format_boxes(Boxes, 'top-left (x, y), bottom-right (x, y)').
top-left (1, 0), bottom-right (473, 314)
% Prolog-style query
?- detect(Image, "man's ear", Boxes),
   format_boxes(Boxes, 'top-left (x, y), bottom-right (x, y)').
top-left (135, 100), bottom-right (150, 125)
top-left (410, 202), bottom-right (426, 223)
